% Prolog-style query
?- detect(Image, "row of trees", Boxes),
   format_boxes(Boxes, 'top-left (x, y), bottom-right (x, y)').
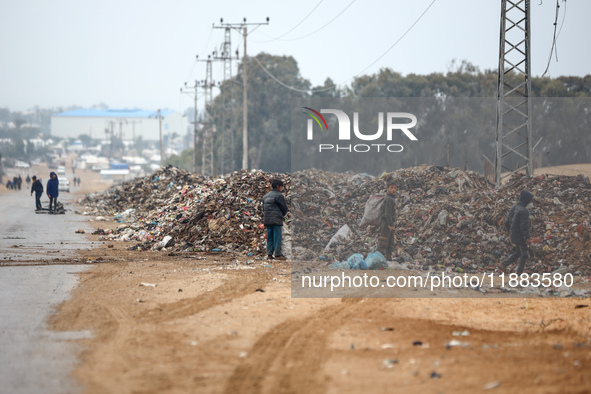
top-left (201, 55), bottom-right (590, 175)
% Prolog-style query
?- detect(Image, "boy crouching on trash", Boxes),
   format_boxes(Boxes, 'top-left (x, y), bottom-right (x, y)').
top-left (377, 179), bottom-right (397, 260)
top-left (263, 179), bottom-right (289, 260)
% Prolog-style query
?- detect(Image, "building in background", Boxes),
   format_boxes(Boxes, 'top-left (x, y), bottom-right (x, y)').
top-left (50, 109), bottom-right (187, 142)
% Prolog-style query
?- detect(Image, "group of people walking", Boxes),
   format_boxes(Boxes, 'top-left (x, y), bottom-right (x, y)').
top-left (28, 172), bottom-right (61, 213)
top-left (5, 175), bottom-right (23, 190)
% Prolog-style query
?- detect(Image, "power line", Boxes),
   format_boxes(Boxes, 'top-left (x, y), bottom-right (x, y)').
top-left (186, 28), bottom-right (214, 82)
top-left (351, 0), bottom-right (437, 79)
top-left (253, 0), bottom-right (356, 42)
top-left (252, 0), bottom-right (437, 93)
top-left (251, 0), bottom-right (324, 43)
top-left (253, 56), bottom-right (335, 93)
top-left (542, 0), bottom-right (567, 77)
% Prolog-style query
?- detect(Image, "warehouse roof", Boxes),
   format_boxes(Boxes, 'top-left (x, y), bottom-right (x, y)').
top-left (55, 109), bottom-right (175, 118)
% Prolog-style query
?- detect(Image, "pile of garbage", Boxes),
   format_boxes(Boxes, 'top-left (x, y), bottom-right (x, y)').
top-left (79, 165), bottom-right (591, 275)
top-left (80, 166), bottom-right (290, 255)
top-left (291, 166), bottom-right (591, 276)
top-left (291, 166), bottom-right (493, 264)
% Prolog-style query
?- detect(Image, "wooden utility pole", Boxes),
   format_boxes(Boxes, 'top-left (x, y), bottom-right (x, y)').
top-left (213, 18), bottom-right (269, 170)
top-left (181, 80), bottom-right (202, 173)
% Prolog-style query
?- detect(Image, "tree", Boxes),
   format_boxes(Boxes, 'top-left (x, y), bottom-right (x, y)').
top-left (13, 118), bottom-right (26, 129)
top-left (165, 148), bottom-right (194, 172)
top-left (211, 53), bottom-right (311, 173)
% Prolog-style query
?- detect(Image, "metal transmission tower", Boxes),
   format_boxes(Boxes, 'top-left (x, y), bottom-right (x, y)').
top-left (495, 0), bottom-right (533, 187)
top-left (213, 17), bottom-right (269, 170)
top-left (213, 24), bottom-right (238, 174)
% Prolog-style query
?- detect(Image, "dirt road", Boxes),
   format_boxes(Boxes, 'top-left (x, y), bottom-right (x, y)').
top-left (51, 244), bottom-right (591, 393)
top-left (43, 164), bottom-right (591, 393)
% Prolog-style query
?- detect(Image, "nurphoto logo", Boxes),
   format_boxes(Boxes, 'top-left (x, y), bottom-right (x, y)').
top-left (303, 107), bottom-right (418, 153)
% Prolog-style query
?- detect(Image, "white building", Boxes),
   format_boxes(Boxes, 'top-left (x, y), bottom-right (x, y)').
top-left (51, 109), bottom-right (187, 141)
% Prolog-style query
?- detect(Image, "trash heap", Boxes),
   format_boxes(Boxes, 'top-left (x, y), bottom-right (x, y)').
top-left (291, 166), bottom-right (591, 275)
top-left (79, 165), bottom-right (591, 275)
top-left (291, 166), bottom-right (492, 262)
top-left (81, 166), bottom-right (205, 216)
top-left (497, 173), bottom-right (591, 274)
top-left (80, 166), bottom-right (290, 254)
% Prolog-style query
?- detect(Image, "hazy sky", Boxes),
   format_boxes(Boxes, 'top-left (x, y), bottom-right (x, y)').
top-left (1, 0), bottom-right (589, 113)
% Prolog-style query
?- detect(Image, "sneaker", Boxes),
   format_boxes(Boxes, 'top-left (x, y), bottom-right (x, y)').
top-left (274, 255), bottom-right (287, 261)
top-left (267, 255), bottom-right (275, 260)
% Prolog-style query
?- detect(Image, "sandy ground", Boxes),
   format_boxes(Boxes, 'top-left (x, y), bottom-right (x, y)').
top-left (44, 162), bottom-right (591, 393)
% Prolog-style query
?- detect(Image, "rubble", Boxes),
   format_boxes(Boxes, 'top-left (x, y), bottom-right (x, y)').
top-left (78, 165), bottom-right (591, 276)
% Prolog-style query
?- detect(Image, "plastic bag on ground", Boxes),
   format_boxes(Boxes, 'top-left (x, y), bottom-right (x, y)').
top-left (329, 261), bottom-right (351, 269)
top-left (347, 253), bottom-right (367, 270)
top-left (366, 251), bottom-right (387, 270)
top-left (324, 224), bottom-right (353, 252)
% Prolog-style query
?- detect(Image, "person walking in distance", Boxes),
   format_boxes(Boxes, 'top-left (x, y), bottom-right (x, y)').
top-left (502, 190), bottom-right (534, 275)
top-left (46, 172), bottom-right (59, 214)
top-left (262, 179), bottom-right (289, 260)
top-left (377, 179), bottom-right (397, 260)
top-left (30, 176), bottom-right (44, 211)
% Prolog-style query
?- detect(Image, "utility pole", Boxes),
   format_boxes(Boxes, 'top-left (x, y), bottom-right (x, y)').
top-left (213, 17), bottom-right (269, 170)
top-left (213, 24), bottom-right (239, 174)
top-left (195, 55), bottom-right (217, 177)
top-left (495, 0), bottom-right (533, 187)
top-left (127, 120), bottom-right (142, 142)
top-left (180, 80), bottom-right (200, 173)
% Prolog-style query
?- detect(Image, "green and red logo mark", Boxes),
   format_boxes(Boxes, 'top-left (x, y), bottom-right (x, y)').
top-left (302, 107), bottom-right (328, 132)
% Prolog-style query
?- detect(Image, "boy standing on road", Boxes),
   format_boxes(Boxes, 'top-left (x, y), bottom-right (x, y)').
top-left (502, 190), bottom-right (534, 275)
top-left (263, 179), bottom-right (288, 260)
top-left (46, 172), bottom-right (59, 214)
top-left (377, 179), bottom-right (397, 260)
top-left (30, 176), bottom-right (44, 211)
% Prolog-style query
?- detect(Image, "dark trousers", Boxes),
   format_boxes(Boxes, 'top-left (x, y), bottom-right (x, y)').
top-left (377, 221), bottom-right (395, 260)
top-left (503, 242), bottom-right (528, 275)
top-left (35, 192), bottom-right (42, 210)
top-left (49, 196), bottom-right (58, 212)
top-left (266, 225), bottom-right (283, 257)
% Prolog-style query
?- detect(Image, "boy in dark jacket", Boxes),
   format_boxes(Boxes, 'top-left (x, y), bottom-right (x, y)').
top-left (377, 179), bottom-right (397, 260)
top-left (502, 190), bottom-right (534, 275)
top-left (263, 179), bottom-right (288, 260)
top-left (46, 172), bottom-right (59, 214)
top-left (30, 176), bottom-right (44, 210)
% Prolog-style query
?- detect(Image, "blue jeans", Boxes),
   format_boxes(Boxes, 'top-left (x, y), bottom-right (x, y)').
top-left (35, 192), bottom-right (42, 210)
top-left (49, 196), bottom-right (58, 212)
top-left (266, 225), bottom-right (283, 257)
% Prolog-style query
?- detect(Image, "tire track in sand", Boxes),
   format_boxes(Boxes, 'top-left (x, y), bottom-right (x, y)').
top-left (138, 272), bottom-right (273, 324)
top-left (224, 298), bottom-right (363, 394)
